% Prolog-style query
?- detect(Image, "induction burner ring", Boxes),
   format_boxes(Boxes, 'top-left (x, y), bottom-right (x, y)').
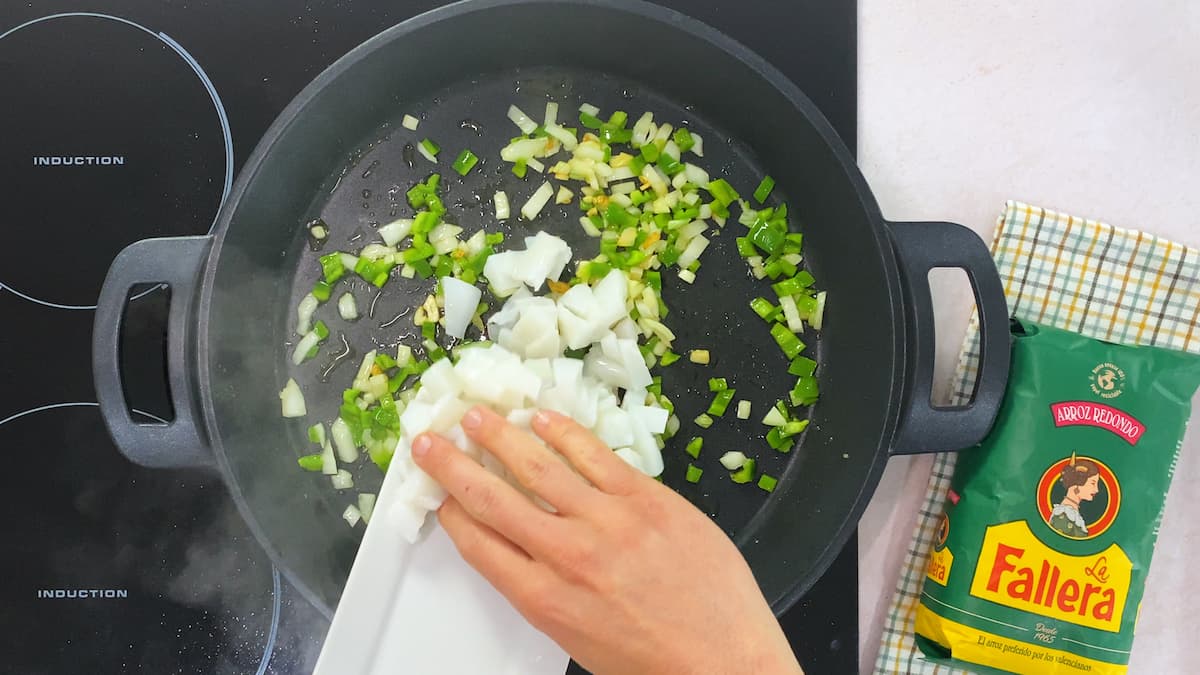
top-left (0, 12), bottom-right (234, 311)
top-left (0, 400), bottom-right (282, 675)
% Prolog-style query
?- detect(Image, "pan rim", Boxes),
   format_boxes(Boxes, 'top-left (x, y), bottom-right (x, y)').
top-left (197, 0), bottom-right (904, 617)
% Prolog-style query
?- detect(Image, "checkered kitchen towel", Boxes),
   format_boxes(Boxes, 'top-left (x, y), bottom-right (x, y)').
top-left (872, 200), bottom-right (1200, 674)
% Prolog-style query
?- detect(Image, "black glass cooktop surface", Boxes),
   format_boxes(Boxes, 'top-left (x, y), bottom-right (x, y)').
top-left (0, 2), bottom-right (857, 673)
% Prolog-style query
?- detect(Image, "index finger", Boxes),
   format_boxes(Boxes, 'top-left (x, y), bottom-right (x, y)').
top-left (412, 432), bottom-right (562, 556)
top-left (531, 409), bottom-right (643, 495)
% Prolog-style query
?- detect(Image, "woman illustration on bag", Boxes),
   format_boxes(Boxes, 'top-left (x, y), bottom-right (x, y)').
top-left (1049, 453), bottom-right (1101, 537)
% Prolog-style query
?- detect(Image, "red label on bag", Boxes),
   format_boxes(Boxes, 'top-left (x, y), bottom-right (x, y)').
top-left (1049, 402), bottom-right (1145, 445)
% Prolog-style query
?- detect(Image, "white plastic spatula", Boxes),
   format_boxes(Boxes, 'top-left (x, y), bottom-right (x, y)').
top-left (313, 458), bottom-right (570, 675)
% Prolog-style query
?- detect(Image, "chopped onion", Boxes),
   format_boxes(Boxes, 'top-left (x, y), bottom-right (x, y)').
top-left (653, 122), bottom-right (673, 145)
top-left (763, 407), bottom-right (787, 427)
top-left (555, 186), bottom-right (574, 205)
top-left (338, 292), bottom-right (359, 321)
top-left (811, 291), bottom-right (828, 330)
top-left (690, 133), bottom-right (705, 157)
top-left (678, 269), bottom-right (696, 284)
top-left (402, 114), bottom-right (420, 131)
top-left (544, 101), bottom-right (559, 127)
top-left (279, 379), bottom-right (306, 418)
top-left (579, 102), bottom-right (600, 117)
top-left (321, 439), bottom-right (337, 475)
top-left (684, 164), bottom-right (710, 188)
top-left (417, 142), bottom-right (438, 163)
top-left (662, 139), bottom-right (681, 161)
top-left (339, 252), bottom-right (359, 270)
top-left (676, 234), bottom-right (710, 269)
top-left (331, 469), bottom-right (354, 490)
top-left (296, 293), bottom-right (319, 335)
top-left (396, 344), bottom-right (413, 367)
top-left (737, 400), bottom-right (752, 420)
top-left (545, 124), bottom-right (578, 151)
top-left (358, 493), bottom-right (377, 523)
top-left (441, 276), bottom-right (483, 339)
top-left (378, 218), bottom-right (413, 246)
top-left (720, 451), bottom-right (749, 470)
top-left (292, 331), bottom-right (321, 365)
top-left (578, 216), bottom-right (601, 237)
top-left (359, 243), bottom-right (395, 261)
top-left (632, 112), bottom-right (655, 147)
top-left (331, 418), bottom-right (359, 463)
top-left (689, 349), bottom-right (710, 365)
top-left (501, 138), bottom-right (549, 162)
top-left (641, 164), bottom-right (668, 196)
top-left (352, 350), bottom-right (377, 391)
top-left (526, 157), bottom-right (546, 173)
top-left (342, 504), bottom-right (362, 527)
top-left (521, 181), bottom-right (555, 220)
top-left (494, 191), bottom-right (511, 220)
top-left (507, 105), bottom-right (537, 134)
top-left (780, 295), bottom-right (804, 333)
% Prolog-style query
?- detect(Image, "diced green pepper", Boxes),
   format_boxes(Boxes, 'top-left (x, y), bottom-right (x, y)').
top-left (694, 414), bottom-right (714, 429)
top-left (451, 149), bottom-right (479, 176)
top-left (708, 378), bottom-right (728, 392)
top-left (706, 179), bottom-right (740, 207)
top-left (512, 158), bottom-right (529, 178)
top-left (579, 112), bottom-right (603, 129)
top-left (782, 419), bottom-right (810, 437)
top-left (297, 454), bottom-right (324, 472)
top-left (605, 203), bottom-right (638, 229)
top-left (685, 436), bottom-right (703, 459)
top-left (749, 221), bottom-right (786, 256)
top-left (772, 276), bottom-right (809, 299)
top-left (313, 320), bottom-right (329, 340)
top-left (788, 356), bottom-right (818, 377)
top-left (640, 143), bottom-right (660, 164)
top-left (790, 375), bottom-right (820, 406)
top-left (307, 424), bottom-right (324, 444)
top-left (753, 176), bottom-right (776, 204)
top-left (312, 280), bottom-right (332, 302)
top-left (708, 389), bottom-right (736, 417)
top-left (736, 237), bottom-right (757, 258)
top-left (731, 458), bottom-right (757, 484)
top-left (419, 138), bottom-right (440, 157)
top-left (685, 464), bottom-right (703, 483)
top-left (410, 258), bottom-right (434, 279)
top-left (770, 323), bottom-right (806, 360)
top-left (659, 350), bottom-right (681, 367)
top-left (757, 474), bottom-right (778, 493)
top-left (767, 427), bottom-right (790, 452)
top-left (750, 297), bottom-right (778, 321)
top-left (672, 127), bottom-right (695, 153)
top-left (320, 253), bottom-right (346, 284)
top-left (656, 153), bottom-right (683, 177)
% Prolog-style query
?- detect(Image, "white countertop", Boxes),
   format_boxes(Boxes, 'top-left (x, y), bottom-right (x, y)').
top-left (856, 1), bottom-right (1200, 672)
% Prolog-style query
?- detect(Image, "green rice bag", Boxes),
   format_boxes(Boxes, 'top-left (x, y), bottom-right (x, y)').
top-left (915, 321), bottom-right (1200, 675)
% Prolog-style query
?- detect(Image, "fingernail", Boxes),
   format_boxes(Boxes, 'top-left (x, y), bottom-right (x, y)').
top-left (462, 407), bottom-right (483, 430)
top-left (533, 410), bottom-right (552, 427)
top-left (412, 434), bottom-right (432, 458)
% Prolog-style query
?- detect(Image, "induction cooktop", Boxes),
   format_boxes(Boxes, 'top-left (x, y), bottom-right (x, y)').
top-left (0, 2), bottom-right (858, 673)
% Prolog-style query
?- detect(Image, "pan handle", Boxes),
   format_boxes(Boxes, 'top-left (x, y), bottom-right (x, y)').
top-left (886, 221), bottom-right (1011, 455)
top-left (92, 236), bottom-right (215, 469)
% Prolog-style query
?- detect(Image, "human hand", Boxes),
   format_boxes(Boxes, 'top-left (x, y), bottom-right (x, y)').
top-left (411, 405), bottom-right (804, 675)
